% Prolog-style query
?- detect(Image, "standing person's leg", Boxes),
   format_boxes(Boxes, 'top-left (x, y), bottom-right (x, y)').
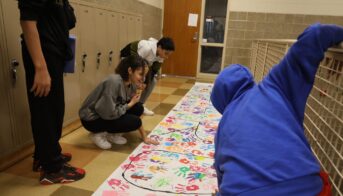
top-left (48, 52), bottom-right (67, 165)
top-left (140, 75), bottom-right (157, 116)
top-left (127, 102), bottom-right (144, 116)
top-left (22, 47), bottom-right (63, 173)
top-left (22, 47), bottom-right (85, 184)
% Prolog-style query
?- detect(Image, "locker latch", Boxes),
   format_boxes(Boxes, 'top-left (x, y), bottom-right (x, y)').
top-left (11, 59), bottom-right (19, 86)
top-left (109, 50), bottom-right (113, 66)
top-left (97, 52), bottom-right (102, 69)
top-left (82, 54), bottom-right (87, 72)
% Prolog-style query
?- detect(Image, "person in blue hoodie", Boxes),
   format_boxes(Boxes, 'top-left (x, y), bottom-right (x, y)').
top-left (211, 23), bottom-right (343, 196)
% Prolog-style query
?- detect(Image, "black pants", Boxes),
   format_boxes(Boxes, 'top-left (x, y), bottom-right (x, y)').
top-left (81, 103), bottom-right (144, 133)
top-left (22, 46), bottom-right (64, 173)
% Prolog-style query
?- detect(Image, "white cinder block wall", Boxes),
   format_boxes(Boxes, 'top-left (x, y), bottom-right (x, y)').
top-left (229, 0), bottom-right (343, 16)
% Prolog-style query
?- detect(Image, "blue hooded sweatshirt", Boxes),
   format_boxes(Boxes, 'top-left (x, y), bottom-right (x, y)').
top-left (211, 24), bottom-right (343, 196)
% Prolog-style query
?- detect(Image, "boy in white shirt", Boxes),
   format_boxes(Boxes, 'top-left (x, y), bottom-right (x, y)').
top-left (120, 37), bottom-right (175, 115)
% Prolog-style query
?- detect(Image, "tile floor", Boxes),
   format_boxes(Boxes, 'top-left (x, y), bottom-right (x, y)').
top-left (0, 77), bottom-right (214, 196)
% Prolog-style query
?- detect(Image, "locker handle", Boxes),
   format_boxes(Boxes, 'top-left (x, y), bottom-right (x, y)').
top-left (11, 59), bottom-right (19, 86)
top-left (97, 52), bottom-right (102, 69)
top-left (109, 50), bottom-right (113, 66)
top-left (82, 54), bottom-right (87, 72)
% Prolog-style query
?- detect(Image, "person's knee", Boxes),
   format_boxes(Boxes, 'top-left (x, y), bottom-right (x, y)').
top-left (131, 117), bottom-right (142, 130)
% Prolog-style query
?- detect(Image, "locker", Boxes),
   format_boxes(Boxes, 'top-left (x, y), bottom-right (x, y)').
top-left (63, 2), bottom-right (81, 126)
top-left (0, 4), bottom-right (15, 158)
top-left (78, 5), bottom-right (97, 101)
top-left (1, 0), bottom-right (32, 151)
top-left (94, 9), bottom-right (109, 83)
top-left (135, 16), bottom-right (143, 40)
top-left (107, 12), bottom-right (120, 74)
top-left (119, 14), bottom-right (129, 49)
top-left (128, 15), bottom-right (136, 42)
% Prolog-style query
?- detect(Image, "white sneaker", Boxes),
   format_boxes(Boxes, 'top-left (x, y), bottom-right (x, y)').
top-left (143, 106), bottom-right (154, 116)
top-left (90, 132), bottom-right (112, 149)
top-left (107, 133), bottom-right (127, 145)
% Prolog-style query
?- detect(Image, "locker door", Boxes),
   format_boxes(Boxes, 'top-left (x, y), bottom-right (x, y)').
top-left (107, 12), bottom-right (119, 74)
top-left (119, 14), bottom-right (128, 50)
top-left (78, 5), bottom-right (96, 102)
top-left (0, 3), bottom-right (15, 158)
top-left (127, 15), bottom-right (136, 42)
top-left (1, 0), bottom-right (32, 148)
top-left (0, 76), bottom-right (14, 157)
top-left (135, 16), bottom-right (143, 40)
top-left (63, 2), bottom-right (81, 126)
top-left (95, 9), bottom-right (109, 83)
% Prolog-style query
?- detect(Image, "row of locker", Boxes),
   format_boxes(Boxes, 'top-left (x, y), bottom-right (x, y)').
top-left (0, 0), bottom-right (143, 166)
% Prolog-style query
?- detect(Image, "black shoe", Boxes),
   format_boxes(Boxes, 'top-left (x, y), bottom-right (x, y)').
top-left (33, 153), bottom-right (72, 172)
top-left (39, 164), bottom-right (85, 185)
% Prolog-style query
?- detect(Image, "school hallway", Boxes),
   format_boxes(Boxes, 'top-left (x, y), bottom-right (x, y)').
top-left (1, 0), bottom-right (343, 195)
top-left (0, 77), bottom-right (214, 195)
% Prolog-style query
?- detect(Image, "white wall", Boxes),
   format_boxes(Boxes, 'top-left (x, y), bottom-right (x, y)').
top-left (138, 0), bottom-right (163, 9)
top-left (229, 0), bottom-right (343, 16)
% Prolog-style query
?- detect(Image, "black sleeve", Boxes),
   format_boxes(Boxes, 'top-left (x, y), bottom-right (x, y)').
top-left (18, 0), bottom-right (49, 21)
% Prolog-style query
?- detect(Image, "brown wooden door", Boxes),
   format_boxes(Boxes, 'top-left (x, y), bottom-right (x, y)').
top-left (163, 0), bottom-right (202, 77)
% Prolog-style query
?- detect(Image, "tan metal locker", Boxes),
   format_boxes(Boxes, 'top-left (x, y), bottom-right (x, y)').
top-left (1, 0), bottom-right (32, 148)
top-left (135, 16), bottom-right (143, 40)
top-left (0, 3), bottom-right (15, 159)
top-left (63, 2), bottom-right (81, 126)
top-left (0, 78), bottom-right (14, 158)
top-left (119, 14), bottom-right (128, 49)
top-left (78, 5), bottom-right (97, 101)
top-left (107, 12), bottom-right (120, 74)
top-left (127, 15), bottom-right (136, 42)
top-left (95, 9), bottom-right (109, 83)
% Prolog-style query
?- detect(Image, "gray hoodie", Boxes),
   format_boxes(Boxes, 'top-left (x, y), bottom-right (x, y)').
top-left (79, 74), bottom-right (137, 121)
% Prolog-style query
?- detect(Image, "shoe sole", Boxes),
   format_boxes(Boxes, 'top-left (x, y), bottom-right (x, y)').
top-left (40, 178), bottom-right (79, 185)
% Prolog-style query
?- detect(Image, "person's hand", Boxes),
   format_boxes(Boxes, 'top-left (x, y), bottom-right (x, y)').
top-left (144, 137), bottom-right (159, 145)
top-left (128, 94), bottom-right (141, 108)
top-left (140, 83), bottom-right (146, 90)
top-left (31, 68), bottom-right (51, 97)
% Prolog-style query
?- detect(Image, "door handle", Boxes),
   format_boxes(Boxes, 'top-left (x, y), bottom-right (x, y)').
top-left (193, 32), bottom-right (199, 41)
top-left (11, 59), bottom-right (19, 86)
top-left (109, 50), bottom-right (113, 66)
top-left (97, 52), bottom-right (102, 69)
top-left (82, 53), bottom-right (87, 72)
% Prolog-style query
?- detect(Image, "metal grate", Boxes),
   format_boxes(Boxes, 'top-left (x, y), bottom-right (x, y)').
top-left (250, 39), bottom-right (343, 196)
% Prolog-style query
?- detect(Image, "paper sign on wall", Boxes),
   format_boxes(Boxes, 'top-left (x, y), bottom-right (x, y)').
top-left (188, 13), bottom-right (198, 27)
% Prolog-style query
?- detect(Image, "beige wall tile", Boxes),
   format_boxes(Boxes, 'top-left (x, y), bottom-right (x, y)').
top-left (267, 13), bottom-right (293, 23)
top-left (227, 39), bottom-right (253, 48)
top-left (244, 31), bottom-right (264, 40)
top-left (232, 56), bottom-right (250, 66)
top-left (227, 30), bottom-right (246, 39)
top-left (246, 21), bottom-right (257, 31)
top-left (228, 21), bottom-right (247, 30)
top-left (247, 12), bottom-right (266, 22)
top-left (292, 14), bottom-right (305, 24)
top-left (229, 12), bottom-right (248, 21)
